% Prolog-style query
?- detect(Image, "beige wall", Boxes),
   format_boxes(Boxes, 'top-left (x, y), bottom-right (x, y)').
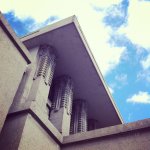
top-left (0, 25), bottom-right (27, 132)
top-left (18, 114), bottom-right (60, 150)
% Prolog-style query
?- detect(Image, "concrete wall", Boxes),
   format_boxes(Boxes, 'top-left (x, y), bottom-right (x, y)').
top-left (62, 128), bottom-right (150, 150)
top-left (1, 113), bottom-right (150, 150)
top-left (0, 113), bottom-right (61, 150)
top-left (62, 119), bottom-right (150, 150)
top-left (9, 47), bottom-right (39, 114)
top-left (18, 114), bottom-right (60, 150)
top-left (0, 113), bottom-right (28, 150)
top-left (0, 25), bottom-right (27, 132)
top-left (9, 65), bottom-right (34, 113)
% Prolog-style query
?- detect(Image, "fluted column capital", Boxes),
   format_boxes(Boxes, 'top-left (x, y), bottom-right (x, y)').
top-left (51, 75), bottom-right (73, 115)
top-left (34, 44), bottom-right (56, 86)
top-left (39, 44), bottom-right (55, 55)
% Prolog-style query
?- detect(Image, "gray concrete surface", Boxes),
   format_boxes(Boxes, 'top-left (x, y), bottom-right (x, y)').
top-left (0, 113), bottom-right (61, 150)
top-left (18, 114), bottom-right (60, 150)
top-left (0, 13), bottom-right (32, 133)
top-left (62, 118), bottom-right (150, 150)
top-left (0, 25), bottom-right (26, 132)
top-left (1, 109), bottom-right (150, 150)
top-left (0, 113), bottom-right (28, 150)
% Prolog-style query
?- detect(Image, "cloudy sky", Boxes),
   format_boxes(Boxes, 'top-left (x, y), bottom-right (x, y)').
top-left (1, 0), bottom-right (150, 123)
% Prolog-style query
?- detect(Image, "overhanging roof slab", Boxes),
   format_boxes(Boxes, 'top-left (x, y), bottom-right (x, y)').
top-left (21, 15), bottom-right (123, 128)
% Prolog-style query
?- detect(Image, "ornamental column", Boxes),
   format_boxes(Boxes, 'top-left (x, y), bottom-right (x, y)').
top-left (50, 75), bottom-right (73, 136)
top-left (70, 99), bottom-right (88, 134)
top-left (28, 44), bottom-right (56, 112)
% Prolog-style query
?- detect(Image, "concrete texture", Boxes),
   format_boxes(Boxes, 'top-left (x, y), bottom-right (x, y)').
top-left (0, 13), bottom-right (32, 133)
top-left (9, 64), bottom-right (33, 114)
top-left (0, 25), bottom-right (26, 132)
top-left (0, 113), bottom-right (28, 150)
top-left (18, 114), bottom-right (60, 150)
top-left (1, 107), bottom-right (150, 150)
top-left (62, 119), bottom-right (150, 150)
top-left (62, 129), bottom-right (150, 150)
top-left (0, 112), bottom-right (61, 150)
top-left (50, 108), bottom-right (71, 136)
top-left (30, 102), bottom-right (63, 143)
top-left (9, 46), bottom-right (40, 114)
top-left (28, 76), bottom-right (50, 112)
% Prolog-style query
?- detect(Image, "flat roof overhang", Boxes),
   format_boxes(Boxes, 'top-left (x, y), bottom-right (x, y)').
top-left (21, 15), bottom-right (123, 128)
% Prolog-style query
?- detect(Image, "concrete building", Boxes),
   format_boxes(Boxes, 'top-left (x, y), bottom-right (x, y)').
top-left (0, 12), bottom-right (150, 150)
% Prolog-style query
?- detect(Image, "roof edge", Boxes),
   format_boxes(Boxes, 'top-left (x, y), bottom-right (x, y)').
top-left (72, 16), bottom-right (124, 124)
top-left (21, 15), bottom-right (76, 42)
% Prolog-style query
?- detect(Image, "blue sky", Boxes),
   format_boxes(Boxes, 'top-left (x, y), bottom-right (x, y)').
top-left (1, 0), bottom-right (150, 123)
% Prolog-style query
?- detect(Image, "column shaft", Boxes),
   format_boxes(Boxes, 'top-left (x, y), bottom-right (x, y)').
top-left (50, 75), bottom-right (73, 136)
top-left (70, 99), bottom-right (88, 134)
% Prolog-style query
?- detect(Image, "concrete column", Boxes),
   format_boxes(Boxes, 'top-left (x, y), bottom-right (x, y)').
top-left (50, 75), bottom-right (73, 136)
top-left (70, 100), bottom-right (88, 134)
top-left (28, 44), bottom-right (56, 113)
top-left (34, 44), bottom-right (56, 87)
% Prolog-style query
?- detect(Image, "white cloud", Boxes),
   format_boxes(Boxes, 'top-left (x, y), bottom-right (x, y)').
top-left (115, 73), bottom-right (128, 84)
top-left (127, 91), bottom-right (150, 104)
top-left (90, 0), bottom-right (121, 8)
top-left (119, 0), bottom-right (150, 49)
top-left (138, 52), bottom-right (150, 83)
top-left (141, 54), bottom-right (150, 70)
top-left (0, 0), bottom-right (125, 75)
top-left (137, 70), bottom-right (150, 83)
top-left (105, 2), bottom-right (126, 19)
top-left (0, 0), bottom-right (121, 22)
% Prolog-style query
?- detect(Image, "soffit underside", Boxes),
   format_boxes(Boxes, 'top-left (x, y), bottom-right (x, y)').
top-left (22, 23), bottom-right (121, 128)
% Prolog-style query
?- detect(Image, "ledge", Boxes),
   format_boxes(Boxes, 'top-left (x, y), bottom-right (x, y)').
top-left (63, 118), bottom-right (150, 144)
top-left (8, 104), bottom-right (63, 145)
top-left (8, 106), bottom-right (150, 146)
top-left (30, 103), bottom-right (63, 144)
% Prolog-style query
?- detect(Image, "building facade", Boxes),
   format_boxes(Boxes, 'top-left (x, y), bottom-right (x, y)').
top-left (0, 12), bottom-right (150, 150)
